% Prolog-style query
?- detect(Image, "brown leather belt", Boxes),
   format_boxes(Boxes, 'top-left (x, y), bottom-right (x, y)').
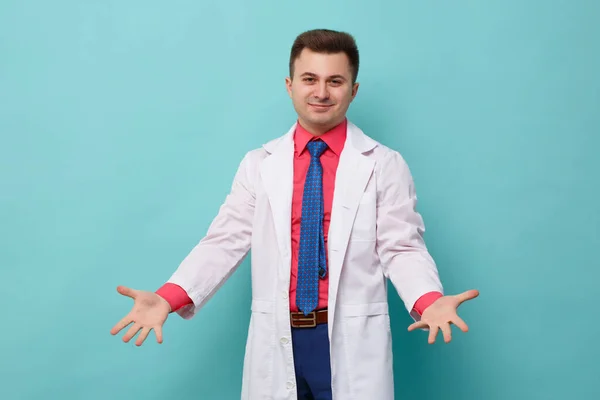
top-left (290, 309), bottom-right (328, 328)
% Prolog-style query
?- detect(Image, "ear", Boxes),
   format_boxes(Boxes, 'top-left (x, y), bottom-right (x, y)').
top-left (351, 82), bottom-right (360, 100)
top-left (285, 77), bottom-right (293, 98)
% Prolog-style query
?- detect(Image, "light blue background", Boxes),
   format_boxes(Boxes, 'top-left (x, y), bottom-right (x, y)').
top-left (1, 1), bottom-right (598, 399)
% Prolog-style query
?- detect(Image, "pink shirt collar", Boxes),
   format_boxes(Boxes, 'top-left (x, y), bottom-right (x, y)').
top-left (294, 119), bottom-right (347, 157)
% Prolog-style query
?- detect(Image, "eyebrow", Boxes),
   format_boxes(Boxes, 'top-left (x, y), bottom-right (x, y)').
top-left (300, 72), bottom-right (347, 81)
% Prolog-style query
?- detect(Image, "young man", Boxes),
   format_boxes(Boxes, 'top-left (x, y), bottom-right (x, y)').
top-left (111, 29), bottom-right (478, 399)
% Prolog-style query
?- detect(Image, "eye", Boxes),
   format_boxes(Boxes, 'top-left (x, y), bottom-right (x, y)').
top-left (303, 77), bottom-right (315, 83)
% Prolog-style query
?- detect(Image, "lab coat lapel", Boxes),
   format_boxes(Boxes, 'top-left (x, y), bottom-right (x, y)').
top-left (327, 122), bottom-right (377, 338)
top-left (260, 125), bottom-right (295, 277)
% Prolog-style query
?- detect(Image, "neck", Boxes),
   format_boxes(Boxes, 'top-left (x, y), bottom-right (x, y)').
top-left (297, 118), bottom-right (344, 137)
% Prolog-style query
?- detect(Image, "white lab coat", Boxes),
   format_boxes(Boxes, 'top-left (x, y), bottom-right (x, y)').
top-left (167, 121), bottom-right (444, 399)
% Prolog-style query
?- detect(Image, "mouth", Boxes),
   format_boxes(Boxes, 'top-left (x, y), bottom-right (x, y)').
top-left (308, 103), bottom-right (334, 110)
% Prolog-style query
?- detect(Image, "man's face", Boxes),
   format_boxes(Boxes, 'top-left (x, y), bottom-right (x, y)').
top-left (286, 49), bottom-right (359, 135)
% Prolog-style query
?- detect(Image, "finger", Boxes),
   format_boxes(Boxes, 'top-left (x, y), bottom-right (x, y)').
top-left (135, 327), bottom-right (151, 346)
top-left (455, 289), bottom-right (479, 304)
top-left (110, 315), bottom-right (132, 335)
top-left (408, 321), bottom-right (428, 332)
top-left (154, 325), bottom-right (164, 344)
top-left (451, 315), bottom-right (469, 332)
top-left (116, 285), bottom-right (138, 299)
top-left (428, 325), bottom-right (439, 344)
top-left (440, 322), bottom-right (452, 343)
top-left (122, 323), bottom-right (141, 343)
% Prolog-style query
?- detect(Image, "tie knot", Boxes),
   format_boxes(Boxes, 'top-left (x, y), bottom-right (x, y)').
top-left (306, 139), bottom-right (328, 158)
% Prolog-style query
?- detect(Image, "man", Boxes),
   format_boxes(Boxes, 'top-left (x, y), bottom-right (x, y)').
top-left (111, 29), bottom-right (479, 399)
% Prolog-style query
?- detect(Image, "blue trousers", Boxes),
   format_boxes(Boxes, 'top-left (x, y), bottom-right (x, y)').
top-left (291, 323), bottom-right (333, 400)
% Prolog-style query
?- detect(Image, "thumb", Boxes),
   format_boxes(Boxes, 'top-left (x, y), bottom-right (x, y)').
top-left (116, 285), bottom-right (138, 299)
top-left (454, 289), bottom-right (479, 304)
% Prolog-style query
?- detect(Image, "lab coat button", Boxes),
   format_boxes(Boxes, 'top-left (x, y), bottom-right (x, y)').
top-left (282, 290), bottom-right (288, 299)
top-left (286, 381), bottom-right (295, 390)
top-left (280, 337), bottom-right (289, 345)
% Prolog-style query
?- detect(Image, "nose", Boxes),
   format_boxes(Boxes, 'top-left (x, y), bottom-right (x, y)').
top-left (314, 81), bottom-right (329, 100)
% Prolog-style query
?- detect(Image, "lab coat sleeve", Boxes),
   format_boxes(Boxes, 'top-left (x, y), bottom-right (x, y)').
top-left (166, 151), bottom-right (256, 319)
top-left (375, 150), bottom-right (444, 321)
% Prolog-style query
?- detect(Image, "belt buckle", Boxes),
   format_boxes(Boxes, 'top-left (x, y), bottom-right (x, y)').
top-left (291, 311), bottom-right (317, 328)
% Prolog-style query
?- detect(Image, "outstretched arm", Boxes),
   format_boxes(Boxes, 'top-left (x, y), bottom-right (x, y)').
top-left (111, 152), bottom-right (256, 345)
top-left (375, 150), bottom-right (478, 343)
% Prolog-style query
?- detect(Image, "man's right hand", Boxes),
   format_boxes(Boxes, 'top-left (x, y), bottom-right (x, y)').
top-left (110, 285), bottom-right (171, 346)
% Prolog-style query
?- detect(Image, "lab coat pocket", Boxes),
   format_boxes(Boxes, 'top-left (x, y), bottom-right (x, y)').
top-left (350, 191), bottom-right (376, 242)
top-left (244, 300), bottom-right (275, 397)
top-left (339, 302), bottom-right (393, 398)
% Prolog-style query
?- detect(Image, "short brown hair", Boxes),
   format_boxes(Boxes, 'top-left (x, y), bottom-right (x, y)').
top-left (289, 29), bottom-right (360, 83)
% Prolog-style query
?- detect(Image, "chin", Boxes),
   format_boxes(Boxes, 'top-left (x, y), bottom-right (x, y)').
top-left (306, 116), bottom-right (334, 126)
top-left (309, 110), bottom-right (336, 121)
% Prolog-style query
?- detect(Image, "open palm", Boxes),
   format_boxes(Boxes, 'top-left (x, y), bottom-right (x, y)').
top-left (110, 285), bottom-right (171, 346)
top-left (408, 289), bottom-right (479, 344)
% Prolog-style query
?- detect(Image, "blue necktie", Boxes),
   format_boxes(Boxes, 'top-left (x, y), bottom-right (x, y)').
top-left (296, 139), bottom-right (328, 316)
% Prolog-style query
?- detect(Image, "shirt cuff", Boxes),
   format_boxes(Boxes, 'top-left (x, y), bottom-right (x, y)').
top-left (156, 283), bottom-right (193, 312)
top-left (413, 291), bottom-right (443, 316)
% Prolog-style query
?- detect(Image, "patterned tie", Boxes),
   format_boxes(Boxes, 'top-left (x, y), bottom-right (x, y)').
top-left (296, 139), bottom-right (329, 316)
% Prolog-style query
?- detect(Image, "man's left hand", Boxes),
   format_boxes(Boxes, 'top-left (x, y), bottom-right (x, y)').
top-left (407, 289), bottom-right (479, 344)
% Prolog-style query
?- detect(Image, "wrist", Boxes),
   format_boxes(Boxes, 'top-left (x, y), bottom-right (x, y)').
top-left (155, 283), bottom-right (192, 312)
top-left (157, 294), bottom-right (172, 313)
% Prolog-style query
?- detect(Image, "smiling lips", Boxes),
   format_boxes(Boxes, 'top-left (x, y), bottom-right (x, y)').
top-left (309, 103), bottom-right (334, 111)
